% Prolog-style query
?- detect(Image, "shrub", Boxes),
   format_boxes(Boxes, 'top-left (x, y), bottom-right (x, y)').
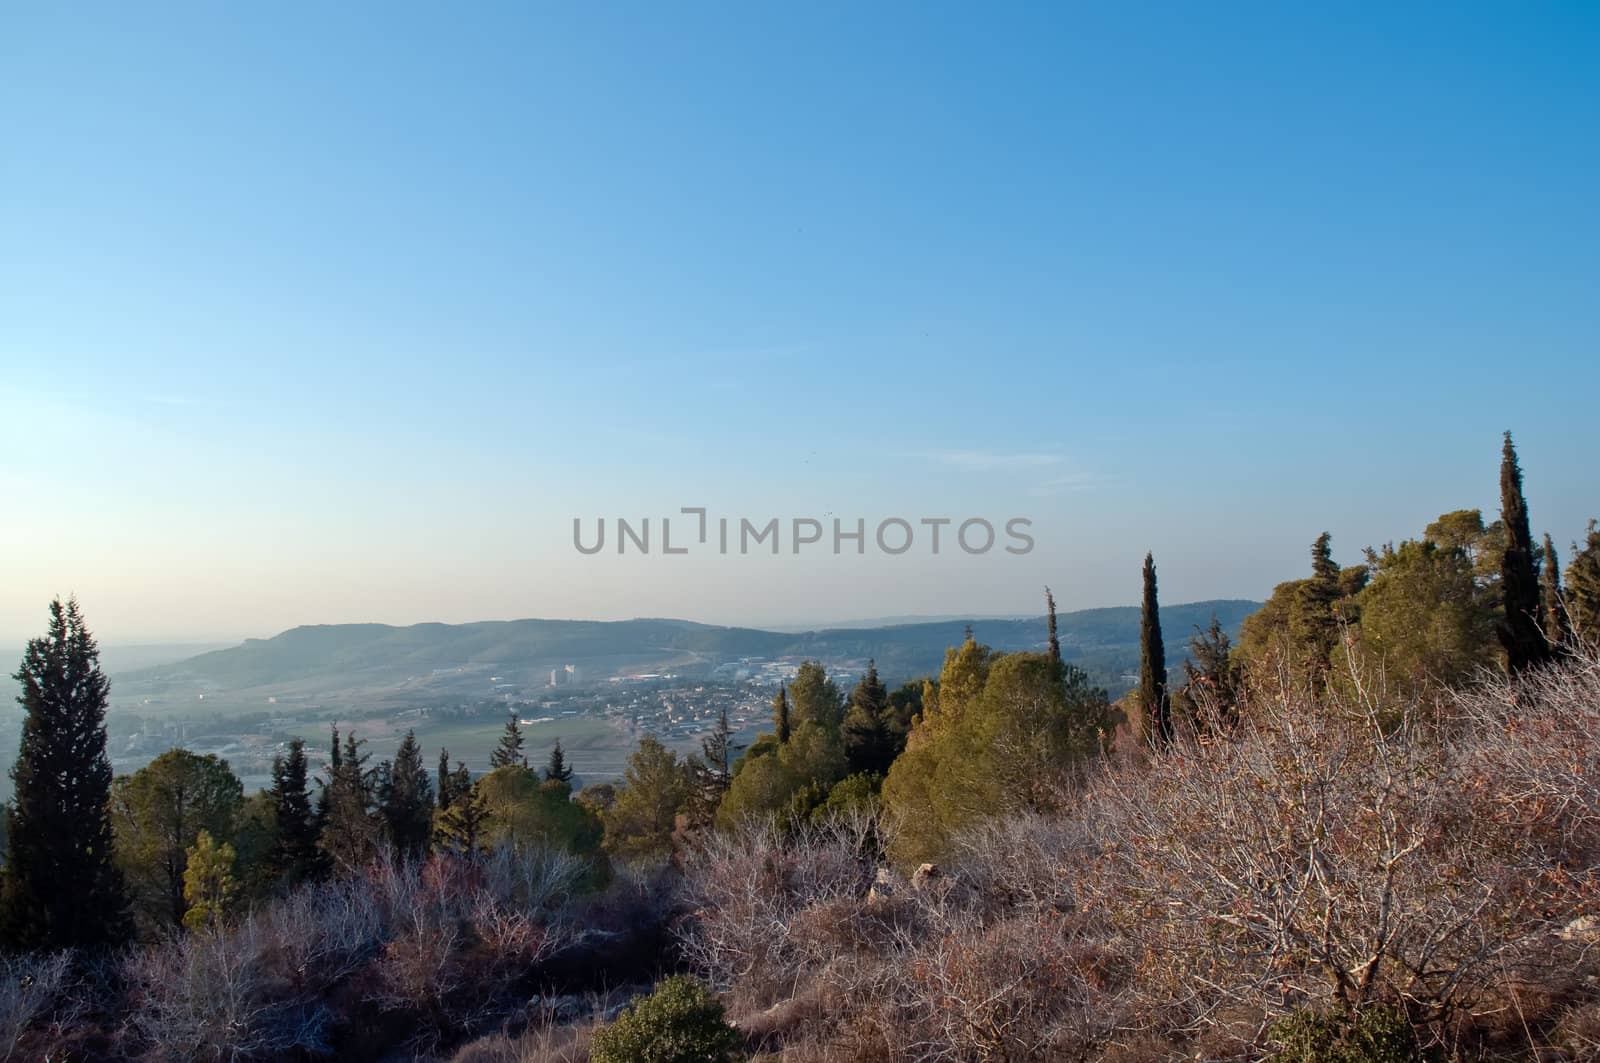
top-left (588, 976), bottom-right (742, 1063)
top-left (1269, 1004), bottom-right (1430, 1063)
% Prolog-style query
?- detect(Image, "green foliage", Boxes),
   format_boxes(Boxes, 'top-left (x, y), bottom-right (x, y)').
top-left (319, 730), bottom-right (379, 873)
top-left (1269, 1005), bottom-right (1430, 1063)
top-left (771, 684), bottom-right (791, 744)
top-left (1238, 535), bottom-right (1364, 686)
top-left (882, 638), bottom-right (1116, 865)
top-left (716, 720), bottom-right (846, 831)
top-left (588, 976), bottom-right (743, 1063)
top-left (0, 598), bottom-right (132, 949)
top-left (1497, 432), bottom-right (1552, 673)
top-left (1347, 539), bottom-right (1496, 693)
top-left (842, 660), bottom-right (896, 775)
top-left (377, 730), bottom-right (434, 859)
top-left (788, 660), bottom-right (844, 732)
top-left (181, 829), bottom-right (239, 931)
top-left (113, 748), bottom-right (244, 929)
top-left (489, 713), bottom-right (527, 769)
top-left (476, 765), bottom-right (601, 854)
top-left (1174, 613), bottom-right (1240, 728)
top-left (601, 737), bottom-right (688, 861)
top-left (1139, 552), bottom-right (1170, 743)
top-left (544, 738), bottom-right (574, 783)
top-left (1567, 520), bottom-right (1600, 647)
top-left (1540, 533), bottom-right (1569, 648)
top-left (434, 776), bottom-right (490, 855)
top-left (267, 737), bottom-right (321, 888)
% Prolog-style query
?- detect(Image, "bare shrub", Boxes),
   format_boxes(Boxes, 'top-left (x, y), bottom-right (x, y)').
top-left (0, 951), bottom-right (84, 1061)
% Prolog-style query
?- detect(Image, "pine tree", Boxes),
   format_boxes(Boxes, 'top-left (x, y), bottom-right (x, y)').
top-left (1177, 614), bottom-right (1240, 728)
top-left (1566, 520), bottom-right (1600, 647)
top-left (1139, 553), bottom-right (1171, 745)
top-left (377, 730), bottom-right (433, 859)
top-left (1045, 586), bottom-right (1061, 665)
top-left (842, 660), bottom-right (894, 776)
top-left (268, 737), bottom-right (321, 888)
top-left (1292, 532), bottom-right (1343, 681)
top-left (544, 739), bottom-right (574, 784)
top-left (181, 830), bottom-right (238, 931)
top-left (772, 684), bottom-right (791, 744)
top-left (314, 724), bottom-right (341, 833)
top-left (1540, 533), bottom-right (1570, 649)
top-left (1497, 432), bottom-right (1552, 673)
top-left (437, 747), bottom-right (457, 810)
top-left (435, 776), bottom-right (488, 856)
top-left (0, 598), bottom-right (132, 949)
top-left (490, 714), bottom-right (526, 769)
top-left (319, 730), bottom-right (378, 873)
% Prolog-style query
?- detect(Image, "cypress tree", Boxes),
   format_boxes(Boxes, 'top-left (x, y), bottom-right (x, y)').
top-left (437, 747), bottom-right (456, 810)
top-left (314, 724), bottom-right (341, 833)
top-left (1045, 586), bottom-right (1061, 665)
top-left (0, 598), bottom-right (131, 949)
top-left (1139, 553), bottom-right (1171, 745)
top-left (377, 730), bottom-right (433, 860)
top-left (435, 770), bottom-right (487, 856)
top-left (489, 714), bottom-right (526, 769)
top-left (1566, 521), bottom-right (1600, 647)
top-left (544, 739), bottom-right (574, 783)
top-left (268, 737), bottom-right (321, 887)
top-left (1540, 533), bottom-right (1569, 650)
top-left (842, 660), bottom-right (894, 776)
top-left (772, 684), bottom-right (791, 744)
top-left (701, 709), bottom-right (734, 795)
top-left (1497, 432), bottom-right (1552, 673)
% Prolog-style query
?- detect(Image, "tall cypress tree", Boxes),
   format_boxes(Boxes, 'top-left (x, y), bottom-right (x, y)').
top-left (377, 730), bottom-right (433, 859)
top-left (1497, 432), bottom-right (1552, 673)
top-left (268, 737), bottom-right (322, 888)
top-left (489, 714), bottom-right (526, 769)
top-left (544, 738), bottom-right (574, 783)
top-left (437, 747), bottom-right (457, 810)
top-left (1045, 586), bottom-right (1061, 665)
top-left (1292, 532), bottom-right (1343, 681)
top-left (0, 598), bottom-right (131, 949)
top-left (771, 684), bottom-right (791, 744)
top-left (1540, 533), bottom-right (1569, 650)
top-left (1139, 553), bottom-right (1172, 746)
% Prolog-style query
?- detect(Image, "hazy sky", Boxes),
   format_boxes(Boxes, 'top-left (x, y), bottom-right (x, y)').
top-left (3, 3), bottom-right (1598, 644)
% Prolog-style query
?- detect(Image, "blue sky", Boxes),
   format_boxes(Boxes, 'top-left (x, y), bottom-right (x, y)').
top-left (2, 3), bottom-right (1597, 642)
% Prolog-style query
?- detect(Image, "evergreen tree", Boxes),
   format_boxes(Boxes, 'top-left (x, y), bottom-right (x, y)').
top-left (268, 737), bottom-right (321, 888)
top-left (0, 598), bottom-right (131, 949)
top-left (701, 709), bottom-right (734, 795)
top-left (181, 830), bottom-right (238, 931)
top-left (1139, 553), bottom-right (1171, 745)
top-left (1045, 586), bottom-right (1061, 664)
top-left (377, 730), bottom-right (433, 859)
top-left (314, 724), bottom-right (341, 833)
top-left (789, 661), bottom-right (844, 732)
top-left (842, 660), bottom-right (894, 776)
top-left (435, 778), bottom-right (488, 856)
top-left (544, 739), bottom-right (574, 784)
top-left (489, 714), bottom-right (526, 769)
top-left (437, 747), bottom-right (457, 810)
top-left (112, 749), bottom-right (243, 928)
top-left (1497, 432), bottom-right (1552, 673)
top-left (319, 730), bottom-right (378, 873)
top-left (1566, 520), bottom-right (1600, 647)
top-left (1292, 532), bottom-right (1343, 681)
top-left (1541, 532), bottom-right (1570, 649)
top-left (1176, 614), bottom-right (1240, 727)
top-left (772, 684), bottom-right (791, 744)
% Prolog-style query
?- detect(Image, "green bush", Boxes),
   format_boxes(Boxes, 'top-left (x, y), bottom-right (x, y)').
top-left (1269, 1004), bottom-right (1430, 1063)
top-left (589, 976), bottom-right (743, 1063)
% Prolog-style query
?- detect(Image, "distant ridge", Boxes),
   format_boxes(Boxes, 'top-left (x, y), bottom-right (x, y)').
top-left (114, 601), bottom-right (1260, 712)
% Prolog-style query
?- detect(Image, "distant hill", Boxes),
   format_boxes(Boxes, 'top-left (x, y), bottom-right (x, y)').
top-left (114, 601), bottom-right (1260, 715)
